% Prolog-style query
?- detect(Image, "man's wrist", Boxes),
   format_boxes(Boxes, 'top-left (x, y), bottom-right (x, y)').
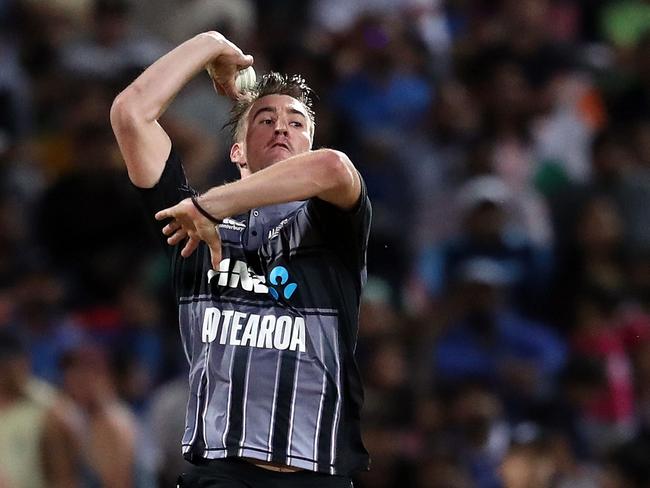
top-left (190, 196), bottom-right (222, 224)
top-left (197, 32), bottom-right (227, 57)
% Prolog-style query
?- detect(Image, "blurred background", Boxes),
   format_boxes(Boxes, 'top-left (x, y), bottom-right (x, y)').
top-left (1, 0), bottom-right (650, 486)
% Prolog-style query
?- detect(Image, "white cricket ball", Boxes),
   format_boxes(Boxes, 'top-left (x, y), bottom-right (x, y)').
top-left (235, 66), bottom-right (256, 93)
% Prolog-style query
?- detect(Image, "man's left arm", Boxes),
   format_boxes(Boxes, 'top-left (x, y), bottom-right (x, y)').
top-left (155, 149), bottom-right (361, 267)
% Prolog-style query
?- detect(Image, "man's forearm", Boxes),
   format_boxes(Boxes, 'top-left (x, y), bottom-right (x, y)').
top-left (154, 149), bottom-right (359, 267)
top-left (115, 32), bottom-right (227, 122)
top-left (197, 149), bottom-right (360, 218)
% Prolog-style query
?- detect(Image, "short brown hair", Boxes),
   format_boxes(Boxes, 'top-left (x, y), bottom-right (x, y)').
top-left (226, 72), bottom-right (316, 142)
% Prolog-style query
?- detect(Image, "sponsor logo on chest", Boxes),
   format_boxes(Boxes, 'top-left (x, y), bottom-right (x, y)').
top-left (202, 307), bottom-right (306, 352)
top-left (207, 260), bottom-right (299, 302)
top-left (208, 259), bottom-right (268, 294)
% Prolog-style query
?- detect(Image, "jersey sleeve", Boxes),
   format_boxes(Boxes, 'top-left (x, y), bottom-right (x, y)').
top-left (132, 146), bottom-right (196, 252)
top-left (305, 172), bottom-right (372, 274)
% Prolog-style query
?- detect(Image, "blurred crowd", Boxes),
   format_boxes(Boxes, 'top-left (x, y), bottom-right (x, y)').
top-left (1, 0), bottom-right (650, 486)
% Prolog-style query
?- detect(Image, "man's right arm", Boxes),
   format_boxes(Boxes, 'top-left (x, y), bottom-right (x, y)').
top-left (110, 32), bottom-right (253, 188)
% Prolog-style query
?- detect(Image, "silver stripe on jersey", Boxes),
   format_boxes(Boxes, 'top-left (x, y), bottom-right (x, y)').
top-left (179, 308), bottom-right (192, 364)
top-left (178, 295), bottom-right (337, 316)
top-left (239, 347), bottom-right (254, 455)
top-left (266, 352), bottom-right (283, 461)
top-left (180, 294), bottom-right (212, 301)
top-left (330, 333), bottom-right (342, 475)
top-left (201, 447), bottom-right (319, 471)
top-left (221, 344), bottom-right (237, 448)
top-left (286, 349), bottom-right (302, 465)
top-left (297, 307), bottom-right (340, 314)
top-left (313, 327), bottom-right (327, 470)
top-left (188, 342), bottom-right (210, 448)
top-left (188, 371), bottom-right (203, 446)
top-left (202, 346), bottom-right (211, 447)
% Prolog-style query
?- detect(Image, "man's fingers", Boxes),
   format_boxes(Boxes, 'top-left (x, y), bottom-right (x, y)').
top-left (155, 208), bottom-right (173, 221)
top-left (200, 226), bottom-right (223, 269)
top-left (222, 38), bottom-right (253, 66)
top-left (212, 79), bottom-right (226, 96)
top-left (162, 221), bottom-right (181, 236)
top-left (167, 229), bottom-right (187, 246)
top-left (181, 236), bottom-right (200, 258)
top-left (207, 242), bottom-right (222, 270)
top-left (239, 54), bottom-right (254, 68)
top-left (221, 77), bottom-right (239, 99)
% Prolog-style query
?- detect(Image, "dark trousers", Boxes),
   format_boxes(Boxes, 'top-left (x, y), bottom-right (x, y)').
top-left (177, 458), bottom-right (353, 488)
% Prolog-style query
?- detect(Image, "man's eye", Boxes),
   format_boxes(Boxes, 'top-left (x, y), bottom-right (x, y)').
top-left (261, 119), bottom-right (273, 124)
top-left (290, 121), bottom-right (303, 128)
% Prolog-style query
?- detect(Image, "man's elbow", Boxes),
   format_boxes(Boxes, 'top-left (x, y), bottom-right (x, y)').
top-left (110, 86), bottom-right (150, 132)
top-left (321, 149), bottom-right (356, 191)
top-left (110, 92), bottom-right (137, 133)
top-left (316, 149), bottom-right (360, 208)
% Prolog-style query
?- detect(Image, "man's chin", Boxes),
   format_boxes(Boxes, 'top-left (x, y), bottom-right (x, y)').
top-left (257, 153), bottom-right (292, 169)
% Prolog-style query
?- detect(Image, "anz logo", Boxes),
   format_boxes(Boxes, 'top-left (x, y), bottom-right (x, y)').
top-left (268, 266), bottom-right (298, 300)
top-left (208, 260), bottom-right (298, 301)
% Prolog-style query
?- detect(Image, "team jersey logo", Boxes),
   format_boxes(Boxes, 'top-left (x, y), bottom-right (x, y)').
top-left (208, 261), bottom-right (298, 301)
top-left (268, 218), bottom-right (289, 240)
top-left (268, 266), bottom-right (298, 300)
top-left (208, 259), bottom-right (268, 293)
top-left (218, 218), bottom-right (246, 232)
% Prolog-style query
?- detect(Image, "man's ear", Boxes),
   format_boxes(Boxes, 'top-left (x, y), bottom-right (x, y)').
top-left (230, 142), bottom-right (243, 165)
top-left (230, 142), bottom-right (251, 177)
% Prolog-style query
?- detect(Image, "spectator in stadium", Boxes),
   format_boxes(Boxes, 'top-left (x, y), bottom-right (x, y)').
top-left (60, 0), bottom-right (168, 80)
top-left (0, 329), bottom-right (80, 488)
top-left (570, 286), bottom-right (637, 453)
top-left (417, 174), bottom-right (552, 317)
top-left (59, 343), bottom-right (140, 487)
top-left (433, 257), bottom-right (566, 418)
top-left (445, 384), bottom-right (509, 488)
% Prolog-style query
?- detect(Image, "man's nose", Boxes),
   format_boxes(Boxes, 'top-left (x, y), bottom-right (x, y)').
top-left (274, 119), bottom-right (288, 134)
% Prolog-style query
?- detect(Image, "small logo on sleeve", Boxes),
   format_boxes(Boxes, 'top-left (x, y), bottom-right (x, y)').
top-left (268, 266), bottom-right (298, 300)
top-left (268, 218), bottom-right (289, 240)
top-left (218, 218), bottom-right (247, 232)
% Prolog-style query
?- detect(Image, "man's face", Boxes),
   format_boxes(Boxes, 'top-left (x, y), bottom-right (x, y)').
top-left (238, 94), bottom-right (312, 173)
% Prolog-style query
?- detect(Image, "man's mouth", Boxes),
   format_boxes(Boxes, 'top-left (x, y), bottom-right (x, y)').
top-left (270, 142), bottom-right (290, 151)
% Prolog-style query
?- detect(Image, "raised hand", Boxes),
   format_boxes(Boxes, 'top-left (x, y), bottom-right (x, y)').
top-left (155, 198), bottom-right (223, 269)
top-left (203, 32), bottom-right (254, 99)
